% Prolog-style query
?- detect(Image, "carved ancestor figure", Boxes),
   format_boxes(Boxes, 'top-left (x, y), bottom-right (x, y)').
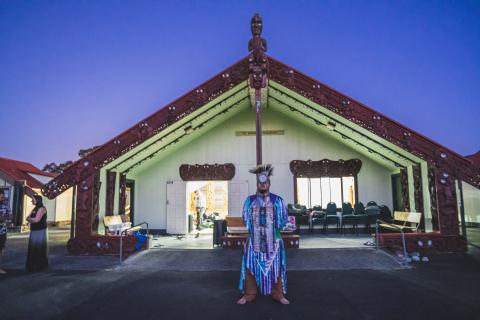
top-left (248, 14), bottom-right (268, 89)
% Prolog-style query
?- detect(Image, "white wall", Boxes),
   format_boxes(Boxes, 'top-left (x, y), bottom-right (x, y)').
top-left (130, 107), bottom-right (394, 231)
top-left (21, 188), bottom-right (72, 225)
top-left (54, 187), bottom-right (73, 222)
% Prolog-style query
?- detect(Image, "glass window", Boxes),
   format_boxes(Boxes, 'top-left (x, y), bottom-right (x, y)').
top-left (321, 177), bottom-right (330, 208)
top-left (330, 178), bottom-right (342, 207)
top-left (296, 176), bottom-right (357, 208)
top-left (310, 178), bottom-right (321, 207)
top-left (296, 178), bottom-right (309, 207)
top-left (342, 176), bottom-right (355, 205)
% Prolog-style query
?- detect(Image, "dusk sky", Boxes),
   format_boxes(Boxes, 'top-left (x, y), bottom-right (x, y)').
top-left (1, 1), bottom-right (479, 169)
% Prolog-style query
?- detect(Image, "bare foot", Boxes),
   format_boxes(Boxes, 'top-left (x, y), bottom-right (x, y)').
top-left (278, 297), bottom-right (290, 305)
top-left (237, 296), bottom-right (247, 305)
top-left (0, 268), bottom-right (6, 274)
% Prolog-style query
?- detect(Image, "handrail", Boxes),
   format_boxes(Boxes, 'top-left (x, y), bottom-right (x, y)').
top-left (119, 222), bottom-right (149, 264)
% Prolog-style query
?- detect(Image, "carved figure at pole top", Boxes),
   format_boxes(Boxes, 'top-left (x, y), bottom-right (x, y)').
top-left (248, 14), bottom-right (268, 89)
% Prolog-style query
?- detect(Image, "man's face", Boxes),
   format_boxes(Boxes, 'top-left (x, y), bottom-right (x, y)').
top-left (257, 179), bottom-right (270, 194)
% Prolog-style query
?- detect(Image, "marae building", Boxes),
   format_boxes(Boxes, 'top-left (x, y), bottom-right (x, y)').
top-left (41, 15), bottom-right (480, 255)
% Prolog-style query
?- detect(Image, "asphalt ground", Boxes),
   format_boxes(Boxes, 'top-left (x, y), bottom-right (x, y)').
top-left (1, 228), bottom-right (479, 320)
top-left (0, 252), bottom-right (479, 319)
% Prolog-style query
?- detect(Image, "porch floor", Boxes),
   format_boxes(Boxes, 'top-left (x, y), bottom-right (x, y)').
top-left (150, 231), bottom-right (374, 250)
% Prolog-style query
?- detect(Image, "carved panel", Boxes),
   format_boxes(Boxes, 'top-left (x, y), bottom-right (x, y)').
top-left (75, 173), bottom-right (96, 238)
top-left (434, 167), bottom-right (459, 236)
top-left (105, 170), bottom-right (116, 216)
top-left (179, 163), bottom-right (236, 181)
top-left (118, 173), bottom-right (127, 216)
top-left (413, 164), bottom-right (424, 230)
top-left (376, 232), bottom-right (467, 253)
top-left (289, 159), bottom-right (362, 177)
top-left (67, 235), bottom-right (137, 255)
top-left (412, 164), bottom-right (424, 213)
top-left (428, 167), bottom-right (439, 231)
top-left (400, 168), bottom-right (410, 211)
top-left (92, 171), bottom-right (101, 235)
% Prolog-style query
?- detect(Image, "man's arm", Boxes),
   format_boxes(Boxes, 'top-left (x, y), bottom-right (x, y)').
top-left (242, 196), bottom-right (251, 231)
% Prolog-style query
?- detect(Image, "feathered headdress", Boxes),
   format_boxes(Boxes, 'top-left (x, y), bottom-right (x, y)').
top-left (249, 164), bottom-right (274, 183)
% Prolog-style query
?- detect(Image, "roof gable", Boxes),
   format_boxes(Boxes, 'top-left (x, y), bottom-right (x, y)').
top-left (0, 157), bottom-right (56, 189)
top-left (42, 51), bottom-right (480, 199)
top-left (42, 57), bottom-right (250, 198)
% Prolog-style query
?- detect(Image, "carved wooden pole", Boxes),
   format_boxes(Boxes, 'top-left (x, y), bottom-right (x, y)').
top-left (400, 168), bottom-right (410, 211)
top-left (427, 166), bottom-right (439, 231)
top-left (255, 91), bottom-right (262, 165)
top-left (74, 170), bottom-right (100, 238)
top-left (413, 164), bottom-right (425, 230)
top-left (119, 172), bottom-right (127, 216)
top-left (248, 14), bottom-right (268, 166)
top-left (105, 170), bottom-right (116, 216)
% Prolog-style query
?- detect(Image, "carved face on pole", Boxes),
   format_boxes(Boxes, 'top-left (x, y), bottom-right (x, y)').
top-left (251, 14), bottom-right (263, 36)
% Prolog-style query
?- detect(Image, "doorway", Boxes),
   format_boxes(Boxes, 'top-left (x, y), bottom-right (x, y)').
top-left (186, 181), bottom-right (228, 233)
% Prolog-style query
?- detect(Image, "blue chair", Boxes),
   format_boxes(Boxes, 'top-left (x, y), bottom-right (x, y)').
top-left (341, 202), bottom-right (356, 233)
top-left (324, 202), bottom-right (339, 233)
top-left (311, 205), bottom-right (325, 232)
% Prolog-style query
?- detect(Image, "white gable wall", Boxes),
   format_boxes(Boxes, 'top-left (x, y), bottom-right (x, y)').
top-left (132, 107), bottom-right (394, 231)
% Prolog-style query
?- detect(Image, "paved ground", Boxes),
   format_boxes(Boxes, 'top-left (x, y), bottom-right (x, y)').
top-left (1, 228), bottom-right (119, 271)
top-left (1, 228), bottom-right (479, 320)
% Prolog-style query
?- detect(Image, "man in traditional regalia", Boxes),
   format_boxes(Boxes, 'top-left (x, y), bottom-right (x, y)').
top-left (237, 164), bottom-right (290, 305)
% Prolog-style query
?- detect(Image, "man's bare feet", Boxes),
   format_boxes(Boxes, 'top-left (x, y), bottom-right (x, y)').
top-left (278, 297), bottom-right (290, 305)
top-left (236, 296), bottom-right (248, 305)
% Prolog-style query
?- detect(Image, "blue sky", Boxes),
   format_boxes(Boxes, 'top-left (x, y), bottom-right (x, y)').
top-left (1, 1), bottom-right (479, 168)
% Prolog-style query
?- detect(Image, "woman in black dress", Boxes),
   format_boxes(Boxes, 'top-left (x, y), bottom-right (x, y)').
top-left (0, 189), bottom-right (12, 274)
top-left (26, 195), bottom-right (49, 272)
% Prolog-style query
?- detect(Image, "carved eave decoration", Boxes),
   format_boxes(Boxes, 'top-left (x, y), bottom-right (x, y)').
top-left (179, 163), bottom-right (235, 181)
top-left (290, 159), bottom-right (362, 178)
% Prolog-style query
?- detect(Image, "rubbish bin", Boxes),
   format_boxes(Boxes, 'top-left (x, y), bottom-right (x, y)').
top-left (213, 219), bottom-right (225, 247)
top-left (188, 214), bottom-right (193, 233)
top-left (146, 234), bottom-right (153, 249)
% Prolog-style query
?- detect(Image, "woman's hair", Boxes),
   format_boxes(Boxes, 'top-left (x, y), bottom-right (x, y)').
top-left (33, 194), bottom-right (44, 209)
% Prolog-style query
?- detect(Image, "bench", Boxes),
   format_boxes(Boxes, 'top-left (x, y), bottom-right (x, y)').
top-left (103, 215), bottom-right (132, 235)
top-left (222, 216), bottom-right (300, 249)
top-left (225, 216), bottom-right (248, 235)
top-left (221, 234), bottom-right (300, 249)
top-left (376, 211), bottom-right (422, 261)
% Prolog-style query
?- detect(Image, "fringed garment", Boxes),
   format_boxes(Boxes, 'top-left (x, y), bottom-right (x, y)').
top-left (239, 192), bottom-right (288, 295)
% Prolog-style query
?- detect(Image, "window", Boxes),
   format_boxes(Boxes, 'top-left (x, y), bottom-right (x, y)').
top-left (296, 176), bottom-right (356, 208)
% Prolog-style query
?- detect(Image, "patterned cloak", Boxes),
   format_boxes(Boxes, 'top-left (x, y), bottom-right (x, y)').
top-left (238, 192), bottom-right (288, 295)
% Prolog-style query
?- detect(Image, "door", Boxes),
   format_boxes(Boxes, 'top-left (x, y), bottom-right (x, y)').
top-left (166, 181), bottom-right (187, 234)
top-left (391, 174), bottom-right (402, 212)
top-left (228, 181), bottom-right (249, 217)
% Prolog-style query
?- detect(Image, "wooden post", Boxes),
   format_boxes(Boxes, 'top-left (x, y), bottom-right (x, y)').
top-left (255, 89), bottom-right (262, 165)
